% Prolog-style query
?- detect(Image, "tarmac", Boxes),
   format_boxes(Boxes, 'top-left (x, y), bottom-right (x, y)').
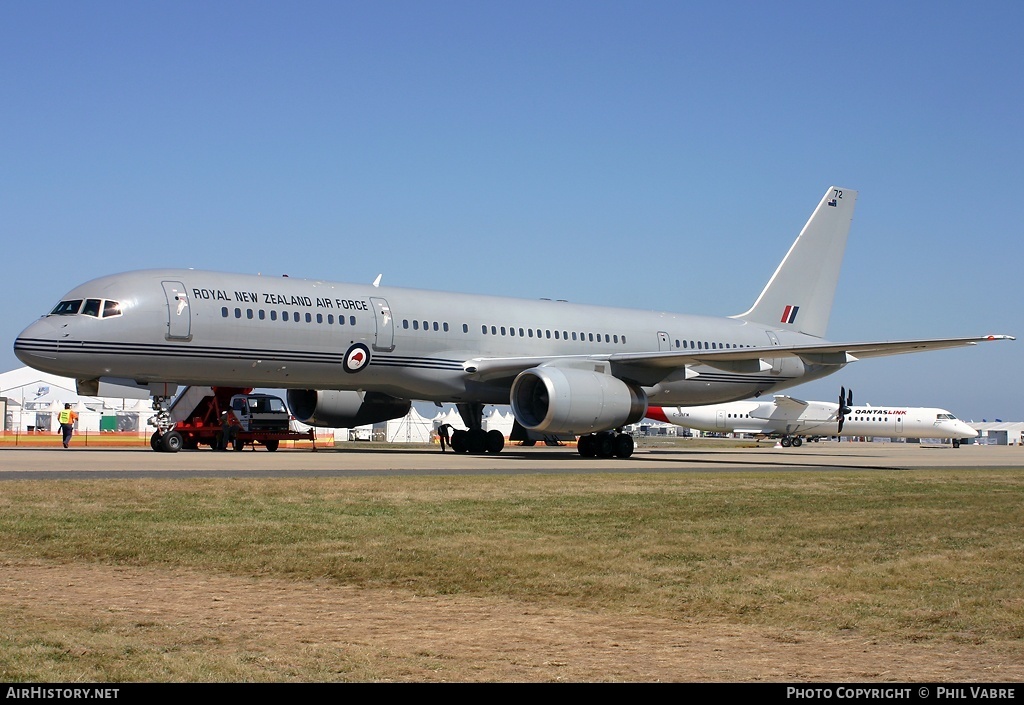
top-left (1, 440), bottom-right (1022, 480)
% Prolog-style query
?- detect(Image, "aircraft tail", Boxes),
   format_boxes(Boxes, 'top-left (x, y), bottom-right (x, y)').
top-left (733, 186), bottom-right (857, 338)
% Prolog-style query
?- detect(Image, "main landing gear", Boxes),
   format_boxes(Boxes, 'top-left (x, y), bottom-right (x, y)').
top-left (576, 431), bottom-right (634, 459)
top-left (449, 427), bottom-right (506, 454)
top-left (778, 436), bottom-right (803, 448)
top-left (448, 402), bottom-right (506, 455)
top-left (444, 403), bottom-right (635, 458)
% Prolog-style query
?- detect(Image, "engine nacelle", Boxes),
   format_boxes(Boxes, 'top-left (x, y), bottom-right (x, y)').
top-left (286, 389), bottom-right (411, 428)
top-left (510, 367), bottom-right (647, 435)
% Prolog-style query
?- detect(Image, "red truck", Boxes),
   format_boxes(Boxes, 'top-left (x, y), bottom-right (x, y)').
top-left (150, 386), bottom-right (315, 452)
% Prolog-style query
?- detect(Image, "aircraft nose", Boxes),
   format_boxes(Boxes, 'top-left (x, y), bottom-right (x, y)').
top-left (13, 317), bottom-right (63, 365)
top-left (960, 424), bottom-right (979, 438)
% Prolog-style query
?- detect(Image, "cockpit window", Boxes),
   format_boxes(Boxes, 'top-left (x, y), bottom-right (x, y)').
top-left (102, 300), bottom-right (122, 318)
top-left (936, 413), bottom-right (957, 420)
top-left (81, 299), bottom-right (102, 317)
top-left (50, 300), bottom-right (83, 315)
top-left (49, 298), bottom-right (123, 318)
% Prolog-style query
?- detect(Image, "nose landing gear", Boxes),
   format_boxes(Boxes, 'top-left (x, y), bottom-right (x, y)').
top-left (147, 395), bottom-right (182, 452)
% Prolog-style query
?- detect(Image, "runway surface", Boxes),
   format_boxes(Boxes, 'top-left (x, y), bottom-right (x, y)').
top-left (1, 441), bottom-right (1022, 480)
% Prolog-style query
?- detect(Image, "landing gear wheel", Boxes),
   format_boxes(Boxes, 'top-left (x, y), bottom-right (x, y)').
top-left (150, 431), bottom-right (163, 452)
top-left (577, 434), bottom-right (596, 458)
top-left (596, 433), bottom-right (615, 458)
top-left (264, 439), bottom-right (280, 451)
top-left (466, 428), bottom-right (487, 454)
top-left (450, 429), bottom-right (467, 453)
top-left (780, 437), bottom-right (792, 448)
top-left (791, 437), bottom-right (803, 448)
top-left (160, 430), bottom-right (183, 453)
top-left (485, 429), bottom-right (505, 454)
top-left (614, 434), bottom-right (634, 459)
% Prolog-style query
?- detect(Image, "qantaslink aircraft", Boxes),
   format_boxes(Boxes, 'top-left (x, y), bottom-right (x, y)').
top-left (647, 387), bottom-right (980, 448)
top-left (14, 187), bottom-right (1013, 457)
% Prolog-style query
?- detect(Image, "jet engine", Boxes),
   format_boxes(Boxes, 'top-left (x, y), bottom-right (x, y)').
top-left (286, 389), bottom-right (411, 428)
top-left (510, 366), bottom-right (647, 435)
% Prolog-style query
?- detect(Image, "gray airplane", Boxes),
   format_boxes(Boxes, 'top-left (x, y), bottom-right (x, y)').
top-left (13, 187), bottom-right (1013, 458)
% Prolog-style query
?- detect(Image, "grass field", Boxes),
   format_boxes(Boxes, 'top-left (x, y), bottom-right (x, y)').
top-left (1, 468), bottom-right (1022, 681)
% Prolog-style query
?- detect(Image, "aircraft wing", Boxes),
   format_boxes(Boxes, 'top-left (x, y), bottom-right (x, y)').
top-left (781, 334), bottom-right (1016, 361)
top-left (607, 334), bottom-right (1014, 367)
top-left (464, 334), bottom-right (1014, 385)
top-left (771, 396), bottom-right (809, 412)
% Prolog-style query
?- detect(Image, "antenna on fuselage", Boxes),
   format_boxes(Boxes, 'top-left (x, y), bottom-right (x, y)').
top-left (372, 274), bottom-right (382, 287)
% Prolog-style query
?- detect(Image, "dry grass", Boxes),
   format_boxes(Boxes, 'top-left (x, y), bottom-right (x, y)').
top-left (0, 470), bottom-right (1022, 681)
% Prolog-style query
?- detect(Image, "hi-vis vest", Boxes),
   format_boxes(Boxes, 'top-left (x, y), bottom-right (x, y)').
top-left (58, 409), bottom-right (74, 424)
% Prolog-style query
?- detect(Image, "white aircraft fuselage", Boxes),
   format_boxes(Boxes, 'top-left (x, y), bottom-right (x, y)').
top-left (12, 186), bottom-right (1013, 457)
top-left (648, 399), bottom-right (978, 442)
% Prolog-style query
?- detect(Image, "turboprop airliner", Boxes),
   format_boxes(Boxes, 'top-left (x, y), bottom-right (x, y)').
top-left (646, 387), bottom-right (979, 447)
top-left (13, 186), bottom-right (1013, 458)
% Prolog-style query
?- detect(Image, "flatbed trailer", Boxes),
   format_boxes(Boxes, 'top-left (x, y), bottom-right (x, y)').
top-left (150, 386), bottom-right (316, 452)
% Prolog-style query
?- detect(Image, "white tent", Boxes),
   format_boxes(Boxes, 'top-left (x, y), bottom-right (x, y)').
top-left (483, 407), bottom-right (514, 437)
top-left (422, 405), bottom-right (515, 438)
top-left (434, 407), bottom-right (464, 430)
top-left (1, 366), bottom-right (156, 434)
top-left (386, 406), bottom-right (435, 443)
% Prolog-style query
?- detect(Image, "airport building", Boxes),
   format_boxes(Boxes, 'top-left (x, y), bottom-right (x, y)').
top-left (1, 366), bottom-right (155, 436)
top-left (969, 421), bottom-right (1024, 446)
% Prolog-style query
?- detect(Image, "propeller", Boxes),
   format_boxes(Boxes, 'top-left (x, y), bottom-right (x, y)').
top-left (837, 386), bottom-right (853, 433)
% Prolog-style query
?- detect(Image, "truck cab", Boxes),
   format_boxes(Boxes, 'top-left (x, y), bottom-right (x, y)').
top-left (228, 393), bottom-right (291, 432)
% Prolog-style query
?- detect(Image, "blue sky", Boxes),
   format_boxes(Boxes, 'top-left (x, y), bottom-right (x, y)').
top-left (2, 1), bottom-right (1020, 420)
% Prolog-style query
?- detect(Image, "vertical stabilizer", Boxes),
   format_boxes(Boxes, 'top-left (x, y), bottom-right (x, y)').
top-left (733, 186), bottom-right (857, 338)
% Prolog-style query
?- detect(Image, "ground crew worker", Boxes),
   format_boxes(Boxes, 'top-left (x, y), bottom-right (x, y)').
top-left (437, 423), bottom-right (453, 452)
top-left (220, 411), bottom-right (240, 450)
top-left (57, 403), bottom-right (78, 448)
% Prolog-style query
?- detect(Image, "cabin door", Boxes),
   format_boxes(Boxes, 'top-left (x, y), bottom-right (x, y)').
top-left (370, 297), bottom-right (395, 352)
top-left (764, 331), bottom-right (782, 375)
top-left (162, 281), bottom-right (192, 341)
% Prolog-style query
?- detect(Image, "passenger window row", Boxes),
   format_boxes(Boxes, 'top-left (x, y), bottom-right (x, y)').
top-left (206, 307), bottom-right (761, 353)
top-left (675, 339), bottom-right (755, 350)
top-left (401, 319), bottom-right (450, 332)
top-left (221, 307), bottom-right (357, 326)
top-left (481, 325), bottom-right (627, 344)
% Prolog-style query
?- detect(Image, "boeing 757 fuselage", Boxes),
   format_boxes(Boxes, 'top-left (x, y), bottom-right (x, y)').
top-left (13, 187), bottom-right (1013, 457)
